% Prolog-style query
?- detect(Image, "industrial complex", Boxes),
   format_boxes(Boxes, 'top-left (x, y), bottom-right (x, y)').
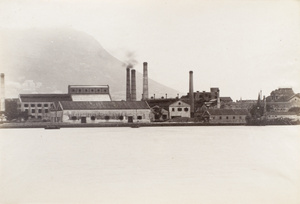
top-left (1, 62), bottom-right (300, 126)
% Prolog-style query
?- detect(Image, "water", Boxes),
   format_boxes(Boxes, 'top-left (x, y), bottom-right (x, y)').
top-left (0, 126), bottom-right (299, 204)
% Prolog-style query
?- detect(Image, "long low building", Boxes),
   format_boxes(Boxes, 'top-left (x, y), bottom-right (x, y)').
top-left (203, 109), bottom-right (249, 124)
top-left (50, 101), bottom-right (151, 123)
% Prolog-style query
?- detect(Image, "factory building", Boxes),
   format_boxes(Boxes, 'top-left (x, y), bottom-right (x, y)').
top-left (18, 94), bottom-right (72, 120)
top-left (266, 88), bottom-right (300, 112)
top-left (50, 101), bottom-right (151, 123)
top-left (169, 100), bottom-right (191, 119)
top-left (203, 109), bottom-right (249, 124)
top-left (68, 85), bottom-right (111, 101)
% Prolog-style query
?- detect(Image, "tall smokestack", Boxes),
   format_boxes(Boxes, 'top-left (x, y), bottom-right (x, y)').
top-left (142, 62), bottom-right (149, 100)
top-left (131, 69), bottom-right (136, 101)
top-left (0, 73), bottom-right (5, 112)
top-left (189, 71), bottom-right (194, 118)
top-left (126, 67), bottom-right (131, 101)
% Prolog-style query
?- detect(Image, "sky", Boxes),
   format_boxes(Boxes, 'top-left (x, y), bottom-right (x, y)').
top-left (0, 0), bottom-right (299, 100)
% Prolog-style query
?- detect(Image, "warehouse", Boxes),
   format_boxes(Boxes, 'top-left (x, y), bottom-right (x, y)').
top-left (50, 101), bottom-right (151, 123)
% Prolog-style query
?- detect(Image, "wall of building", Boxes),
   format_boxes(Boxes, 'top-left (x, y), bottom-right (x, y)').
top-left (267, 98), bottom-right (300, 112)
top-left (169, 101), bottom-right (190, 118)
top-left (209, 115), bottom-right (247, 124)
top-left (18, 102), bottom-right (52, 120)
top-left (51, 109), bottom-right (151, 123)
top-left (266, 114), bottom-right (300, 121)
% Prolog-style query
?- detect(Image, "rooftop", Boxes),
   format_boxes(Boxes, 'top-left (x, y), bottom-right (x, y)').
top-left (207, 109), bottom-right (249, 115)
top-left (59, 101), bottom-right (150, 110)
top-left (20, 94), bottom-right (72, 102)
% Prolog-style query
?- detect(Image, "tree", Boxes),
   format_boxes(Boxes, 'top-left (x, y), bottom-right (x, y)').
top-left (4, 99), bottom-right (19, 121)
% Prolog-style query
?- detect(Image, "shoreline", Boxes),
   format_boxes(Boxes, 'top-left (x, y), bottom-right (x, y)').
top-left (0, 122), bottom-right (297, 129)
top-left (0, 122), bottom-right (248, 129)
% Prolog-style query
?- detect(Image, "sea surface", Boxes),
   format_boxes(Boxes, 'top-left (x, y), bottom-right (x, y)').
top-left (0, 126), bottom-right (299, 204)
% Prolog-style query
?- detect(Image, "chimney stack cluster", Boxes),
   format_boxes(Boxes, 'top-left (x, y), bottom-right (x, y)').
top-left (125, 62), bottom-right (149, 101)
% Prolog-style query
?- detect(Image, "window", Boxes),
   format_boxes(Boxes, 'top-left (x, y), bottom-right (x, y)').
top-left (119, 116), bottom-right (124, 120)
top-left (37, 104), bottom-right (42, 107)
top-left (105, 116), bottom-right (110, 120)
top-left (184, 108), bottom-right (189, 112)
top-left (38, 109), bottom-right (42, 113)
top-left (233, 116), bottom-right (235, 119)
top-left (178, 102), bottom-right (181, 105)
top-left (91, 116), bottom-right (96, 120)
top-left (226, 116), bottom-right (229, 119)
top-left (31, 104), bottom-right (35, 107)
top-left (212, 117), bottom-right (215, 119)
top-left (137, 116), bottom-right (142, 120)
top-left (32, 109), bottom-right (35, 113)
top-left (178, 108), bottom-right (182, 111)
top-left (91, 89), bottom-right (94, 92)
top-left (239, 116), bottom-right (242, 119)
top-left (219, 116), bottom-right (222, 119)
top-left (24, 104), bottom-right (29, 107)
top-left (172, 108), bottom-right (175, 111)
top-left (25, 109), bottom-right (28, 113)
top-left (44, 104), bottom-right (48, 107)
top-left (45, 109), bottom-right (49, 113)
top-left (71, 116), bottom-right (77, 120)
top-left (85, 89), bottom-right (88, 92)
top-left (72, 89), bottom-right (75, 92)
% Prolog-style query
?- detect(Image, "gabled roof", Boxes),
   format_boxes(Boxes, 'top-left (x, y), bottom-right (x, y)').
top-left (169, 100), bottom-right (190, 107)
top-left (19, 94), bottom-right (72, 102)
top-left (207, 109), bottom-right (249, 116)
top-left (59, 101), bottom-right (150, 110)
top-left (288, 93), bottom-right (300, 101)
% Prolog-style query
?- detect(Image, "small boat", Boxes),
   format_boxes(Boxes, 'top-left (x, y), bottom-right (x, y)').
top-left (45, 125), bottom-right (60, 129)
top-left (131, 124), bottom-right (140, 128)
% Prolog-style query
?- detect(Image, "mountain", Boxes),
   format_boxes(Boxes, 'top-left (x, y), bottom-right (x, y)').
top-left (0, 28), bottom-right (180, 100)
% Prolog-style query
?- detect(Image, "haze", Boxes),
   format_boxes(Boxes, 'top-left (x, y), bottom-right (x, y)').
top-left (0, 0), bottom-right (299, 100)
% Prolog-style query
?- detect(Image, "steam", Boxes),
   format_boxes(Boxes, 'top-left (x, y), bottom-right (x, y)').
top-left (123, 51), bottom-right (138, 68)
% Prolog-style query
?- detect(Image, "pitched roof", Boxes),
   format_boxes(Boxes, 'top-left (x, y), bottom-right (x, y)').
top-left (20, 94), bottom-right (72, 102)
top-left (59, 101), bottom-right (150, 110)
top-left (207, 109), bottom-right (249, 115)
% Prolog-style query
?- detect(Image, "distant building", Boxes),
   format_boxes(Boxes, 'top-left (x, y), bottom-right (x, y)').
top-left (266, 88), bottom-right (300, 112)
top-left (18, 94), bottom-right (72, 120)
top-left (68, 85), bottom-right (111, 101)
top-left (265, 112), bottom-right (300, 122)
top-left (169, 100), bottom-right (191, 119)
top-left (50, 101), bottom-right (151, 123)
top-left (150, 105), bottom-right (169, 122)
top-left (203, 109), bottom-right (249, 124)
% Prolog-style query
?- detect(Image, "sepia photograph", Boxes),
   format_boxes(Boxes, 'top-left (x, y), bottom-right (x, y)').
top-left (0, 0), bottom-right (300, 203)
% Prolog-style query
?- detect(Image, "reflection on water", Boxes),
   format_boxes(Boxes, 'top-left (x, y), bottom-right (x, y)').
top-left (0, 126), bottom-right (299, 204)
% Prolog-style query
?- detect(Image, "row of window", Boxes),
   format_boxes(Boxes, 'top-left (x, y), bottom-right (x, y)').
top-left (70, 88), bottom-right (108, 93)
top-left (171, 108), bottom-right (189, 112)
top-left (24, 104), bottom-right (49, 108)
top-left (70, 115), bottom-right (143, 120)
top-left (212, 116), bottom-right (244, 120)
top-left (25, 109), bottom-right (49, 113)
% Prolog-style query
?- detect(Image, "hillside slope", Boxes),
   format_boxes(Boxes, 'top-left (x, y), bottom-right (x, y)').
top-left (0, 28), bottom-right (180, 100)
